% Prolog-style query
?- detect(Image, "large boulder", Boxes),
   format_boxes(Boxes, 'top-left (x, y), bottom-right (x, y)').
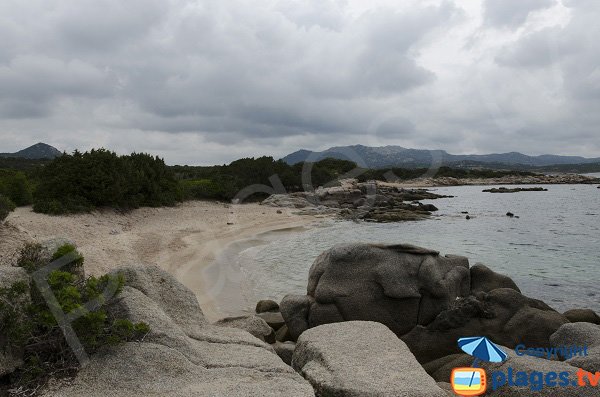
top-left (0, 266), bottom-right (30, 376)
top-left (425, 350), bottom-right (599, 396)
top-left (402, 288), bottom-right (569, 363)
top-left (563, 308), bottom-right (600, 324)
top-left (281, 243), bottom-right (470, 340)
top-left (45, 265), bottom-right (315, 397)
top-left (292, 321), bottom-right (447, 397)
top-left (470, 263), bottom-right (521, 294)
top-left (551, 322), bottom-right (600, 373)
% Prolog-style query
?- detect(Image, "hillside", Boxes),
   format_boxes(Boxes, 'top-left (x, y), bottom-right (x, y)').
top-left (0, 142), bottom-right (62, 159)
top-left (281, 144), bottom-right (600, 169)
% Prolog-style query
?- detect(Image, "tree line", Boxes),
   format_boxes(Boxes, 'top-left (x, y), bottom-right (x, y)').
top-left (0, 147), bottom-right (538, 219)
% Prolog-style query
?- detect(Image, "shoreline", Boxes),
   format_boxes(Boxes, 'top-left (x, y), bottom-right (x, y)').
top-left (0, 201), bottom-right (321, 322)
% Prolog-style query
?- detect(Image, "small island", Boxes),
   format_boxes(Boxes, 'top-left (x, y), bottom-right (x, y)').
top-left (483, 187), bottom-right (548, 193)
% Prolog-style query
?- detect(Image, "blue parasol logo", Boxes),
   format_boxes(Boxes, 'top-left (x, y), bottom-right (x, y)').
top-left (458, 336), bottom-right (508, 367)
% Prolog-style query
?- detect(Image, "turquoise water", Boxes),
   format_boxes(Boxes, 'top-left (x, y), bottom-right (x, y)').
top-left (221, 179), bottom-right (600, 316)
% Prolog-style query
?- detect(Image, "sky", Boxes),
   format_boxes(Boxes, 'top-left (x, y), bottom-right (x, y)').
top-left (1, 0), bottom-right (599, 165)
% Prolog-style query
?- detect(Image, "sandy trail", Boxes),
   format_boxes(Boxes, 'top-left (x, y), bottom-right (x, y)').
top-left (0, 201), bottom-right (317, 321)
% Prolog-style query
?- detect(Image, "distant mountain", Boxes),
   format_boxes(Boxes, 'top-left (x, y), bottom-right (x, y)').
top-left (281, 145), bottom-right (600, 169)
top-left (0, 143), bottom-right (62, 159)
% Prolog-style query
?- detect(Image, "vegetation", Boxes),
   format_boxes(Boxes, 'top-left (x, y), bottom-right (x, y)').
top-left (175, 156), bottom-right (357, 201)
top-left (32, 149), bottom-right (181, 214)
top-left (0, 194), bottom-right (16, 222)
top-left (0, 147), bottom-right (581, 214)
top-left (0, 243), bottom-right (149, 394)
top-left (0, 170), bottom-right (34, 206)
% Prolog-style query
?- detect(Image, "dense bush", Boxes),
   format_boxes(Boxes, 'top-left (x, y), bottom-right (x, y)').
top-left (0, 194), bottom-right (16, 222)
top-left (173, 157), bottom-right (359, 201)
top-left (0, 170), bottom-right (33, 206)
top-left (33, 149), bottom-right (182, 214)
top-left (0, 243), bottom-right (149, 393)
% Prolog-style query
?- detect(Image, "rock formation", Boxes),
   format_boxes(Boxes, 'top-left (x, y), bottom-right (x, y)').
top-left (292, 321), bottom-right (447, 397)
top-left (280, 243), bottom-right (570, 364)
top-left (42, 265), bottom-right (315, 397)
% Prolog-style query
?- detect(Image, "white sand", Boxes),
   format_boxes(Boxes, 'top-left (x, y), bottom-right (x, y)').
top-left (0, 201), bottom-right (318, 320)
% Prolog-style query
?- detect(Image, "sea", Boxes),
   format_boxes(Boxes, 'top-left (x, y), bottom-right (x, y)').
top-left (209, 175), bottom-right (600, 317)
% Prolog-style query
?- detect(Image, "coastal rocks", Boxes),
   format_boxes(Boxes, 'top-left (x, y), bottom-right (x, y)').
top-left (0, 266), bottom-right (30, 376)
top-left (403, 288), bottom-right (569, 363)
top-left (470, 263), bottom-right (521, 294)
top-left (416, 173), bottom-right (600, 186)
top-left (273, 341), bottom-right (295, 365)
top-left (256, 299), bottom-right (279, 313)
top-left (292, 321), bottom-right (447, 397)
top-left (261, 179), bottom-right (450, 223)
top-left (261, 193), bottom-right (316, 208)
top-left (551, 322), bottom-right (600, 372)
top-left (215, 315), bottom-right (276, 343)
top-left (280, 243), bottom-right (470, 339)
top-left (426, 350), bottom-right (599, 396)
top-left (50, 265), bottom-right (315, 397)
top-left (361, 207), bottom-right (431, 222)
top-left (280, 295), bottom-right (314, 341)
top-left (562, 308), bottom-right (600, 324)
top-left (483, 187), bottom-right (548, 193)
top-left (257, 311), bottom-right (285, 330)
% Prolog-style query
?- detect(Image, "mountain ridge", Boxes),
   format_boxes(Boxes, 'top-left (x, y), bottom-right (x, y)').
top-left (281, 144), bottom-right (600, 169)
top-left (0, 143), bottom-right (62, 159)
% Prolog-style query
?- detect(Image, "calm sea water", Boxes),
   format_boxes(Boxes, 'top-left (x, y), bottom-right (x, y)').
top-left (215, 176), bottom-right (600, 316)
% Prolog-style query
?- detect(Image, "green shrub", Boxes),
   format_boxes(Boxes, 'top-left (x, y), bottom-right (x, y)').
top-left (33, 149), bottom-right (181, 214)
top-left (0, 170), bottom-right (33, 206)
top-left (1, 243), bottom-right (149, 393)
top-left (0, 194), bottom-right (16, 222)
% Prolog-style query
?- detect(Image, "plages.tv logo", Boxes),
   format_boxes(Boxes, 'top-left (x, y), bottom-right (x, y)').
top-left (450, 336), bottom-right (508, 396)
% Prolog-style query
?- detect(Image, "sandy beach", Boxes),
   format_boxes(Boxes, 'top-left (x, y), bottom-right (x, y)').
top-left (0, 201), bottom-right (319, 321)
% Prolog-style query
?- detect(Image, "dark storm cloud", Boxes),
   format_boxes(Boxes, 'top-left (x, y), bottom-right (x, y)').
top-left (1, 0), bottom-right (599, 163)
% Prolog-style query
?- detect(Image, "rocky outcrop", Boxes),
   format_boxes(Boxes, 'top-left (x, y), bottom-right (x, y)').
top-left (292, 321), bottom-right (447, 397)
top-left (563, 308), bottom-right (600, 324)
top-left (551, 322), bottom-right (600, 373)
top-left (470, 263), bottom-right (521, 294)
top-left (281, 244), bottom-right (470, 340)
top-left (45, 265), bottom-right (315, 397)
top-left (483, 187), bottom-right (548, 193)
top-left (403, 288), bottom-right (568, 362)
top-left (215, 315), bottom-right (276, 343)
top-left (261, 179), bottom-right (451, 222)
top-left (0, 266), bottom-right (30, 376)
top-left (281, 243), bottom-right (570, 365)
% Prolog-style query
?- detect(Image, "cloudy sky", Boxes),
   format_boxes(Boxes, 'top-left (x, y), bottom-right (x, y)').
top-left (1, 0), bottom-right (598, 164)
